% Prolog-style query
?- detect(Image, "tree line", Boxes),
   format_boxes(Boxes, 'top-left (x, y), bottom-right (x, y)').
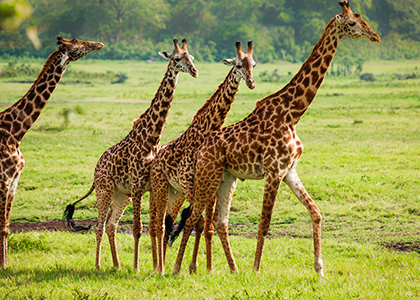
top-left (1, 0), bottom-right (420, 63)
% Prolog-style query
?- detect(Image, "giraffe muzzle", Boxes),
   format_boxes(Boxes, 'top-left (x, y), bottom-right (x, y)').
top-left (246, 79), bottom-right (255, 89)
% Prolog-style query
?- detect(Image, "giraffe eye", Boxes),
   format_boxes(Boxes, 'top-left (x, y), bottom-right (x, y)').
top-left (174, 58), bottom-right (181, 62)
top-left (236, 65), bottom-right (242, 69)
top-left (349, 21), bottom-right (356, 26)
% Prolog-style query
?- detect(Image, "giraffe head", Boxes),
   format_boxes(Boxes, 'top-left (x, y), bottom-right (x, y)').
top-left (221, 41), bottom-right (256, 89)
top-left (56, 36), bottom-right (104, 65)
top-left (335, 0), bottom-right (380, 42)
top-left (158, 39), bottom-right (198, 78)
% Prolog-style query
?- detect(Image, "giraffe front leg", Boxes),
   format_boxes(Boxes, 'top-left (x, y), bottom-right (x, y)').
top-left (105, 192), bottom-right (131, 269)
top-left (130, 177), bottom-right (147, 271)
top-left (0, 188), bottom-right (10, 268)
top-left (148, 190), bottom-right (158, 272)
top-left (283, 168), bottom-right (323, 277)
top-left (253, 172), bottom-right (282, 272)
top-left (1, 172), bottom-right (21, 268)
top-left (131, 193), bottom-right (143, 271)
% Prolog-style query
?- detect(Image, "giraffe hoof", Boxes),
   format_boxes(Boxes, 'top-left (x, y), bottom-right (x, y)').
top-left (171, 266), bottom-right (181, 276)
top-left (189, 262), bottom-right (198, 274)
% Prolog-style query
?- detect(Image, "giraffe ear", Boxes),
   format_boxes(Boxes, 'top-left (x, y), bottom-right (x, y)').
top-left (158, 51), bottom-right (171, 60)
top-left (221, 58), bottom-right (235, 66)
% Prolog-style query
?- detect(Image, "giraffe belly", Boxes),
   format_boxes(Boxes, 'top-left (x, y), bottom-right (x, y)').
top-left (115, 184), bottom-right (131, 195)
top-left (226, 168), bottom-right (264, 181)
top-left (168, 178), bottom-right (183, 193)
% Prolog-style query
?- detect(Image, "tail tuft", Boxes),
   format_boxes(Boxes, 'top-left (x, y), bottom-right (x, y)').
top-left (164, 214), bottom-right (174, 245)
top-left (63, 203), bottom-right (91, 232)
top-left (168, 206), bottom-right (191, 246)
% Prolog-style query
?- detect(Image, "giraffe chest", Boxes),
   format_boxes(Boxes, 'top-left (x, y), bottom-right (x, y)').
top-left (0, 138), bottom-right (24, 190)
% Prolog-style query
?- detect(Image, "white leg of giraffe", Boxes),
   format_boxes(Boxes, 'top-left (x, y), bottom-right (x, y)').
top-left (105, 191), bottom-right (131, 269)
top-left (212, 172), bottom-right (238, 273)
top-left (283, 167), bottom-right (324, 277)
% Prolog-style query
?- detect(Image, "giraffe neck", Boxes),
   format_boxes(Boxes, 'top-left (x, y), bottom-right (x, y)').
top-left (131, 61), bottom-right (179, 148)
top-left (258, 17), bottom-right (340, 126)
top-left (191, 67), bottom-right (240, 133)
top-left (0, 50), bottom-right (68, 143)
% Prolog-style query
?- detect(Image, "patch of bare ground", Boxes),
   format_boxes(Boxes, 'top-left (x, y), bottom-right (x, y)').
top-left (382, 241), bottom-right (420, 254)
top-left (9, 219), bottom-right (420, 254)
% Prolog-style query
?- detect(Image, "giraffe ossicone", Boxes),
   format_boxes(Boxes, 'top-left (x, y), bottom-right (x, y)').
top-left (170, 0), bottom-right (380, 276)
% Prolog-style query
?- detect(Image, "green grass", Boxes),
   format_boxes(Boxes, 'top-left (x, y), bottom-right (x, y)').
top-left (1, 232), bottom-right (419, 299)
top-left (0, 58), bottom-right (419, 298)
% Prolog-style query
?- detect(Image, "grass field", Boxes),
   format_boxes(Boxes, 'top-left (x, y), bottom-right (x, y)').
top-left (0, 56), bottom-right (419, 299)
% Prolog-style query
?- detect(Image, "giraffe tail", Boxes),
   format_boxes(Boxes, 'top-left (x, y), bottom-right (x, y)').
top-left (164, 214), bottom-right (174, 245)
top-left (168, 205), bottom-right (191, 246)
top-left (63, 183), bottom-right (95, 232)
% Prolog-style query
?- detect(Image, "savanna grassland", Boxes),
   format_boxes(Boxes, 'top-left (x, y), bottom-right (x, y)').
top-left (0, 56), bottom-right (419, 299)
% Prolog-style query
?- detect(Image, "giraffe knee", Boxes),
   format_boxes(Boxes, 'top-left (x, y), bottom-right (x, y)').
top-left (312, 211), bottom-right (322, 225)
top-left (204, 229), bottom-right (214, 241)
top-left (213, 218), bottom-right (228, 233)
top-left (133, 224), bottom-right (143, 239)
top-left (195, 216), bottom-right (204, 234)
top-left (105, 222), bottom-right (117, 234)
top-left (0, 227), bottom-right (8, 237)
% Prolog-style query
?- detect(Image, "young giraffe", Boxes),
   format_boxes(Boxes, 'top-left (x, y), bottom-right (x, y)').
top-left (149, 41), bottom-right (256, 275)
top-left (0, 36), bottom-right (104, 268)
top-left (171, 0), bottom-right (380, 276)
top-left (64, 39), bottom-right (198, 271)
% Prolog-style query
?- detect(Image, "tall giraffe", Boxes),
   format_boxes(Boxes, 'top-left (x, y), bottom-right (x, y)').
top-left (0, 36), bottom-right (104, 268)
top-left (149, 41), bottom-right (256, 275)
top-left (171, 0), bottom-right (380, 276)
top-left (64, 39), bottom-right (198, 271)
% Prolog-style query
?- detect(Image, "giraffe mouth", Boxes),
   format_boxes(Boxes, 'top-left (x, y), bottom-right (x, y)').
top-left (369, 32), bottom-right (380, 43)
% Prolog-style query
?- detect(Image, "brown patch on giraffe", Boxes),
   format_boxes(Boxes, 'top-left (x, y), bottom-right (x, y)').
top-left (305, 89), bottom-right (316, 103)
top-left (295, 85), bottom-right (304, 98)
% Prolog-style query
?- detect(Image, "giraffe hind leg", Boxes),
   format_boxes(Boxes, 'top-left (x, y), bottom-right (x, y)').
top-left (283, 168), bottom-right (323, 276)
top-left (105, 191), bottom-right (131, 269)
top-left (94, 187), bottom-right (113, 270)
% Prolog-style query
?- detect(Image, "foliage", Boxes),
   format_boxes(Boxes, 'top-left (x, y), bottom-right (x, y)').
top-left (0, 0), bottom-right (419, 62)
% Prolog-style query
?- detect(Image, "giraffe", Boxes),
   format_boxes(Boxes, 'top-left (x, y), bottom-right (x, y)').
top-left (63, 39), bottom-right (198, 271)
top-left (170, 0), bottom-right (380, 276)
top-left (0, 36), bottom-right (104, 268)
top-left (149, 41), bottom-right (256, 275)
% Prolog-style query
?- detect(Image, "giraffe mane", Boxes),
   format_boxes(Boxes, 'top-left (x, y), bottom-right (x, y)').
top-left (254, 17), bottom-right (336, 109)
top-left (191, 67), bottom-right (235, 123)
top-left (20, 51), bottom-right (61, 100)
top-left (0, 50), bottom-right (61, 118)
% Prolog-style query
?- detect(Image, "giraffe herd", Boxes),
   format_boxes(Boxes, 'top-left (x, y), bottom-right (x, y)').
top-left (0, 1), bottom-right (380, 276)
